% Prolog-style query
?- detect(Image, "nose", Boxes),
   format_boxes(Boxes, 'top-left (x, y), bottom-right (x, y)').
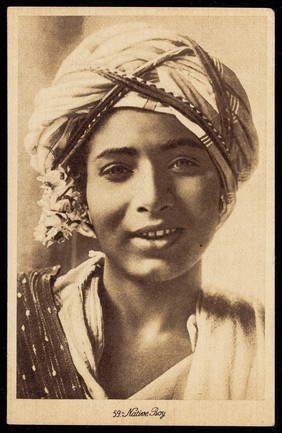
top-left (135, 164), bottom-right (175, 214)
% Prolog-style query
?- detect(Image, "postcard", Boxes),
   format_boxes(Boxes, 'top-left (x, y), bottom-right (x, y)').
top-left (7, 6), bottom-right (274, 426)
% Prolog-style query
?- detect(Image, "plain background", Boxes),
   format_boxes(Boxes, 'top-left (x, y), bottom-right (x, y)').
top-left (17, 14), bottom-right (269, 303)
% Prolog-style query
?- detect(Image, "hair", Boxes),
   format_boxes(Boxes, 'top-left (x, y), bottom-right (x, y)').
top-left (67, 110), bottom-right (115, 204)
top-left (68, 145), bottom-right (89, 204)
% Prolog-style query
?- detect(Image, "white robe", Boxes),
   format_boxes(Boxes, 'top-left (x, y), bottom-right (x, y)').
top-left (53, 252), bottom-right (264, 400)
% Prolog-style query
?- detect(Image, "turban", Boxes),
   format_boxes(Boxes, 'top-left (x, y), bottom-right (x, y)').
top-left (25, 22), bottom-right (259, 218)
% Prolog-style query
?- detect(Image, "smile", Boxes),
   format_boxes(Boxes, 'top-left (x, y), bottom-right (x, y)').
top-left (130, 227), bottom-right (184, 251)
top-left (138, 228), bottom-right (178, 239)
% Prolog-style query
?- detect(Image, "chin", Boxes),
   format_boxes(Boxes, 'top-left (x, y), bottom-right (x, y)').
top-left (122, 257), bottom-right (199, 283)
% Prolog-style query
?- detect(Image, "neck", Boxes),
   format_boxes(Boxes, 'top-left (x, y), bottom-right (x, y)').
top-left (102, 259), bottom-right (201, 333)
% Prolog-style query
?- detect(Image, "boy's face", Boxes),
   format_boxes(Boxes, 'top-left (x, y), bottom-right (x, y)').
top-left (86, 109), bottom-right (221, 282)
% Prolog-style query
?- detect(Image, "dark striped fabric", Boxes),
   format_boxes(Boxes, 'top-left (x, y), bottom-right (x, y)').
top-left (17, 266), bottom-right (88, 399)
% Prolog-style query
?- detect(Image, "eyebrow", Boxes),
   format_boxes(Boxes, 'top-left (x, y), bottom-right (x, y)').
top-left (95, 146), bottom-right (137, 160)
top-left (94, 138), bottom-right (203, 160)
top-left (160, 138), bottom-right (203, 152)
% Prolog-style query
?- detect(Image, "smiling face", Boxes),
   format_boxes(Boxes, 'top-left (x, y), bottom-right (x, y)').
top-left (86, 108), bottom-right (221, 282)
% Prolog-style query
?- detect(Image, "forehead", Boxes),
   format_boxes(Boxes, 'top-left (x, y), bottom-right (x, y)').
top-left (87, 108), bottom-right (204, 153)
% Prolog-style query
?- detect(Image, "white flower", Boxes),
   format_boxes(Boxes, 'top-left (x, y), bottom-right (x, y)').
top-left (34, 166), bottom-right (90, 247)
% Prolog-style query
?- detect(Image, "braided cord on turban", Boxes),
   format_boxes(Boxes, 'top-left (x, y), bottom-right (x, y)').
top-left (25, 23), bottom-right (259, 244)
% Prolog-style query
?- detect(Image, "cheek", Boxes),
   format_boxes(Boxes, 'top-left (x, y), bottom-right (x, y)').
top-left (86, 179), bottom-right (128, 231)
top-left (177, 173), bottom-right (221, 224)
top-left (199, 175), bottom-right (221, 214)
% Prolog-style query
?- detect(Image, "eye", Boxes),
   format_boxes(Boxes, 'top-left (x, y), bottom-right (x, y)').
top-left (100, 164), bottom-right (133, 182)
top-left (169, 157), bottom-right (198, 172)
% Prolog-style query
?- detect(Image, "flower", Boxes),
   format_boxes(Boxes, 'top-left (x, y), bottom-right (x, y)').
top-left (34, 166), bottom-right (90, 246)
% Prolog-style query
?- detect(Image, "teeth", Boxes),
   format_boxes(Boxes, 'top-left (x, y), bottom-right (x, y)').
top-left (140, 228), bottom-right (178, 239)
top-left (165, 229), bottom-right (172, 235)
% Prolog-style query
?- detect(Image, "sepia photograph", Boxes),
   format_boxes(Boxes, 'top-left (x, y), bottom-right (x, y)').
top-left (8, 7), bottom-right (274, 426)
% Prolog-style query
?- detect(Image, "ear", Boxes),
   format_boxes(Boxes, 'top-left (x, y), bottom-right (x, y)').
top-left (77, 221), bottom-right (97, 238)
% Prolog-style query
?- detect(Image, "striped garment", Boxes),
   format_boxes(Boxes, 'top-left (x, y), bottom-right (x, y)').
top-left (17, 266), bottom-right (87, 398)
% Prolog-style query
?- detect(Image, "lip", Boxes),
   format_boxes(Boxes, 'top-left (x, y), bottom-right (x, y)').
top-left (130, 226), bottom-right (184, 251)
top-left (131, 224), bottom-right (184, 238)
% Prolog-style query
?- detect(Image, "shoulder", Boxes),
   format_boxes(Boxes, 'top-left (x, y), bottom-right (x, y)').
top-left (17, 265), bottom-right (61, 313)
top-left (53, 251), bottom-right (104, 308)
top-left (199, 287), bottom-right (264, 335)
top-left (190, 288), bottom-right (265, 399)
top-left (18, 265), bottom-right (61, 287)
top-left (17, 265), bottom-right (62, 343)
top-left (17, 251), bottom-right (105, 307)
